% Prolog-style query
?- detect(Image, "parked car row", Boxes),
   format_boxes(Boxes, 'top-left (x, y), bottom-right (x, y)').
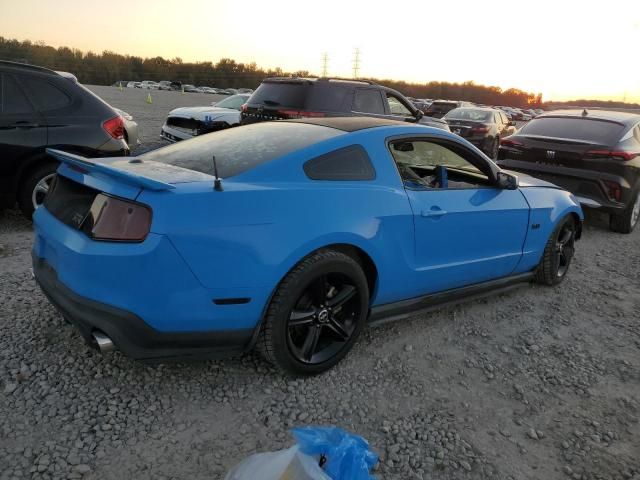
top-left (160, 77), bottom-right (452, 142)
top-left (117, 80), bottom-right (254, 95)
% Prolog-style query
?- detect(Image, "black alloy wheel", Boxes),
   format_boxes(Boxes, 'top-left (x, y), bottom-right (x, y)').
top-left (257, 250), bottom-right (369, 375)
top-left (536, 215), bottom-right (576, 286)
top-left (554, 221), bottom-right (575, 279)
top-left (287, 273), bottom-right (360, 365)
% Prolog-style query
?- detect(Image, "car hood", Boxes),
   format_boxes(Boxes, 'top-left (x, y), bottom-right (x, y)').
top-left (504, 169), bottom-right (560, 189)
top-left (168, 106), bottom-right (238, 119)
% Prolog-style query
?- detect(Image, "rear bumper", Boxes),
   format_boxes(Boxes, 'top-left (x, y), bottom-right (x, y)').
top-left (497, 158), bottom-right (631, 214)
top-left (33, 255), bottom-right (254, 361)
top-left (31, 206), bottom-right (266, 360)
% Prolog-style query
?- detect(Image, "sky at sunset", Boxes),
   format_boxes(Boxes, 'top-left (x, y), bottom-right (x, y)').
top-left (1, 0), bottom-right (639, 102)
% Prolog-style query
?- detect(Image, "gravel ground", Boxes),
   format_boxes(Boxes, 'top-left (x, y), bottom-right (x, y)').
top-left (1, 89), bottom-right (639, 480)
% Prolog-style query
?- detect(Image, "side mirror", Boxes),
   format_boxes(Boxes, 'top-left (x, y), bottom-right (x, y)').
top-left (497, 171), bottom-right (519, 190)
top-left (414, 110), bottom-right (424, 121)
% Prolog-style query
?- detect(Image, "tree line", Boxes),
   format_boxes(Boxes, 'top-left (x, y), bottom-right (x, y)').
top-left (7, 36), bottom-right (635, 109)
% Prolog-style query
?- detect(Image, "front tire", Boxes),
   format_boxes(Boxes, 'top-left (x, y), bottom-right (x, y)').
top-left (18, 162), bottom-right (58, 219)
top-left (257, 250), bottom-right (369, 375)
top-left (609, 190), bottom-right (640, 234)
top-left (535, 215), bottom-right (576, 286)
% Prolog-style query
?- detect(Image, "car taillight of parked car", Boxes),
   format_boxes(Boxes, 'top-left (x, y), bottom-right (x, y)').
top-left (102, 116), bottom-right (125, 140)
top-left (277, 109), bottom-right (326, 119)
top-left (471, 125), bottom-right (489, 134)
top-left (584, 150), bottom-right (638, 161)
top-left (82, 194), bottom-right (151, 242)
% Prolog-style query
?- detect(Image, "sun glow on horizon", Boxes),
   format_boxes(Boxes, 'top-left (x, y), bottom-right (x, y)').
top-left (0, 0), bottom-right (639, 103)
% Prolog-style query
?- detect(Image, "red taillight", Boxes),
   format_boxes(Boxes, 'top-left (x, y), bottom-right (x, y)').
top-left (500, 138), bottom-right (523, 147)
top-left (83, 194), bottom-right (151, 242)
top-left (102, 116), bottom-right (125, 140)
top-left (602, 180), bottom-right (623, 202)
top-left (585, 149), bottom-right (638, 161)
top-left (241, 104), bottom-right (248, 113)
top-left (471, 126), bottom-right (489, 134)
top-left (276, 109), bottom-right (326, 119)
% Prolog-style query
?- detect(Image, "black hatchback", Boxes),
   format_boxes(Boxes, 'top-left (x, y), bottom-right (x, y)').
top-left (0, 61), bottom-right (129, 218)
top-left (498, 109), bottom-right (640, 233)
top-left (240, 77), bottom-right (450, 131)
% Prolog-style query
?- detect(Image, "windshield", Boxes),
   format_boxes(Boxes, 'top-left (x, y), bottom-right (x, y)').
top-left (445, 108), bottom-right (493, 122)
top-left (215, 94), bottom-right (249, 110)
top-left (427, 102), bottom-right (457, 114)
top-left (142, 122), bottom-right (343, 178)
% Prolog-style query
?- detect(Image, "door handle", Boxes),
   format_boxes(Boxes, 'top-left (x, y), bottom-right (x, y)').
top-left (421, 207), bottom-right (447, 218)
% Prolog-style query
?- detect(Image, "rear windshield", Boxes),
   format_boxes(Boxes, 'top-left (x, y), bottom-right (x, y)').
top-left (520, 117), bottom-right (625, 143)
top-left (427, 102), bottom-right (457, 113)
top-left (141, 122), bottom-right (343, 178)
top-left (248, 82), bottom-right (349, 111)
top-left (445, 108), bottom-right (492, 122)
top-left (249, 82), bottom-right (310, 109)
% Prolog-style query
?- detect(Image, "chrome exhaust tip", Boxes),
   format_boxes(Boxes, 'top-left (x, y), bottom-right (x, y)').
top-left (92, 331), bottom-right (115, 353)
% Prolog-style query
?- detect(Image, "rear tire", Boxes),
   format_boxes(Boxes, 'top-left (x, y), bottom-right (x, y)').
top-left (535, 215), bottom-right (576, 286)
top-left (609, 190), bottom-right (640, 234)
top-left (257, 250), bottom-right (369, 375)
top-left (18, 162), bottom-right (58, 219)
top-left (486, 137), bottom-right (499, 160)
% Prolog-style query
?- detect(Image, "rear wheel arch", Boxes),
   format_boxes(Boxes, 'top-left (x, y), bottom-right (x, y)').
top-left (247, 242), bottom-right (379, 351)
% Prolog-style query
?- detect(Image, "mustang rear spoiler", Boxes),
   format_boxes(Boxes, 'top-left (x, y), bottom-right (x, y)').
top-left (46, 149), bottom-right (176, 191)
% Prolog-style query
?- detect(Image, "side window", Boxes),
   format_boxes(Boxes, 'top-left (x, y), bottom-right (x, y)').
top-left (2, 74), bottom-right (35, 114)
top-left (352, 89), bottom-right (384, 114)
top-left (23, 77), bottom-right (71, 111)
top-left (389, 139), bottom-right (490, 189)
top-left (386, 94), bottom-right (412, 116)
top-left (304, 145), bottom-right (376, 181)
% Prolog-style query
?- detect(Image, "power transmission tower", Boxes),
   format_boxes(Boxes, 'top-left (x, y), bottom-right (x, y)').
top-left (352, 48), bottom-right (360, 79)
top-left (321, 52), bottom-right (329, 77)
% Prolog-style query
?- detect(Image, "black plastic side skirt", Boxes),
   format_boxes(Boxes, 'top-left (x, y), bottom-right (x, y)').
top-left (368, 272), bottom-right (535, 327)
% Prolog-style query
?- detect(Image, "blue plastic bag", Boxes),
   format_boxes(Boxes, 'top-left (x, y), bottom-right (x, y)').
top-left (291, 426), bottom-right (378, 480)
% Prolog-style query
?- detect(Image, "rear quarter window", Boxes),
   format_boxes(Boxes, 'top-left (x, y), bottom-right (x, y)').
top-left (304, 145), bottom-right (375, 180)
top-left (142, 122), bottom-right (343, 178)
top-left (520, 117), bottom-right (625, 144)
top-left (23, 77), bottom-right (71, 111)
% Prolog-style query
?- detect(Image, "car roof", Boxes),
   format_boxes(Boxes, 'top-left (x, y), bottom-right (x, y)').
top-left (450, 106), bottom-right (497, 112)
top-left (285, 116), bottom-right (410, 132)
top-left (263, 76), bottom-right (376, 87)
top-left (539, 109), bottom-right (640, 125)
top-left (0, 60), bottom-right (60, 76)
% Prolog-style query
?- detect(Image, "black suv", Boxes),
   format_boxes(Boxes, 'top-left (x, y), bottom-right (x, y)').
top-left (0, 61), bottom-right (128, 218)
top-left (498, 109), bottom-right (640, 233)
top-left (240, 77), bottom-right (450, 131)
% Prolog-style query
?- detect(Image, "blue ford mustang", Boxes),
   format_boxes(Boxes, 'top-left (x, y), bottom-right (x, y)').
top-left (33, 117), bottom-right (583, 374)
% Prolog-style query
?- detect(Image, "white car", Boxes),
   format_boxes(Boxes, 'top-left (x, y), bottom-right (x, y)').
top-left (140, 81), bottom-right (159, 90)
top-left (160, 94), bottom-right (250, 142)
